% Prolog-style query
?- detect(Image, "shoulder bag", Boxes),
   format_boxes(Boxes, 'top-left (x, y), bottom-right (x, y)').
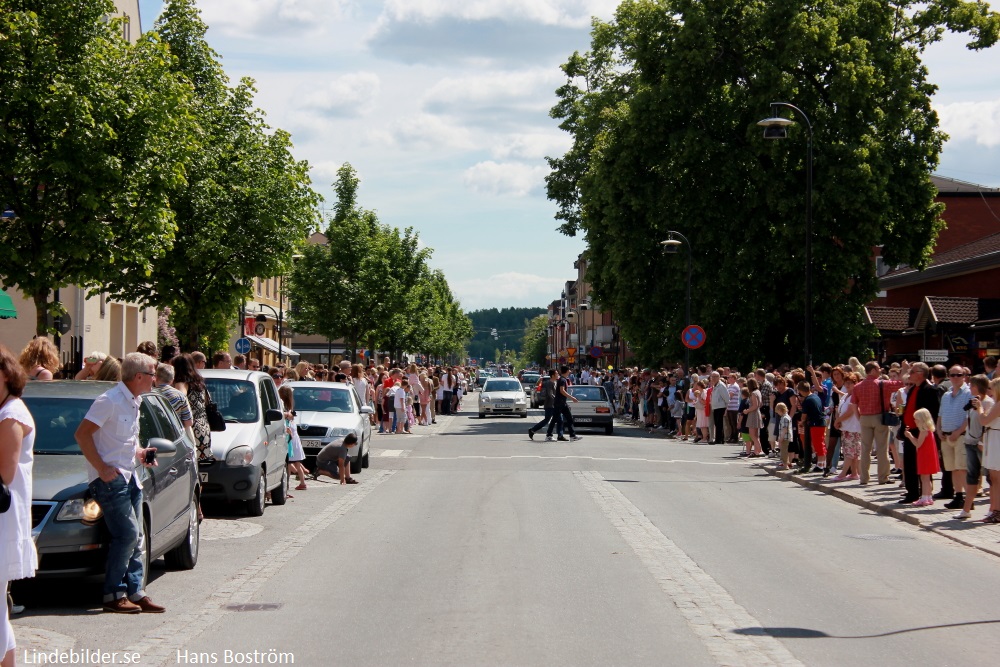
top-left (205, 388), bottom-right (227, 432)
top-left (0, 480), bottom-right (10, 513)
top-left (880, 380), bottom-right (899, 427)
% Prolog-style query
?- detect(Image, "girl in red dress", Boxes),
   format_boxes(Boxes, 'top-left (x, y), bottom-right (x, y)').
top-left (905, 408), bottom-right (940, 506)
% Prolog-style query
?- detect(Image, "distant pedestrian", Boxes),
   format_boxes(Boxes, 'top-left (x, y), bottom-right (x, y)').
top-left (548, 366), bottom-right (582, 442)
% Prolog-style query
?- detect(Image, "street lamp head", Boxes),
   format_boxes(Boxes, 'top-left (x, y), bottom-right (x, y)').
top-left (660, 238), bottom-right (682, 255)
top-left (757, 116), bottom-right (794, 140)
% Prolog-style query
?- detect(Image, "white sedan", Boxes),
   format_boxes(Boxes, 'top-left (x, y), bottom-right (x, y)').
top-left (285, 381), bottom-right (374, 474)
top-left (478, 378), bottom-right (529, 418)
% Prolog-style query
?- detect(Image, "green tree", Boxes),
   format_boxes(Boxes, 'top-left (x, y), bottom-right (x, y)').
top-left (288, 164), bottom-right (432, 361)
top-left (107, 0), bottom-right (320, 350)
top-left (0, 0), bottom-right (197, 334)
top-left (547, 0), bottom-right (999, 368)
top-left (519, 315), bottom-right (549, 368)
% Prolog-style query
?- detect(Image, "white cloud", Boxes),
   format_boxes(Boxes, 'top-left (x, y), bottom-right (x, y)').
top-left (200, 0), bottom-right (347, 37)
top-left (301, 72), bottom-right (380, 117)
top-left (377, 0), bottom-right (618, 29)
top-left (423, 69), bottom-right (560, 115)
top-left (453, 272), bottom-right (567, 310)
top-left (491, 132), bottom-right (573, 160)
top-left (463, 160), bottom-right (549, 197)
top-left (308, 161), bottom-right (345, 188)
top-left (370, 114), bottom-right (476, 151)
top-left (937, 99), bottom-right (1000, 148)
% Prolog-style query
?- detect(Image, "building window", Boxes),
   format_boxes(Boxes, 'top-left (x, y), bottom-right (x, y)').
top-left (256, 278), bottom-right (262, 296)
top-left (265, 277), bottom-right (270, 299)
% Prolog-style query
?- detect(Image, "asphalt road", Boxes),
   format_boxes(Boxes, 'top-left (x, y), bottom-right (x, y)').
top-left (12, 399), bottom-right (1000, 666)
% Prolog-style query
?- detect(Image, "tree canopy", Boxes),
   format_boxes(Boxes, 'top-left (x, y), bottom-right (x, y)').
top-left (546, 0), bottom-right (999, 369)
top-left (288, 164), bottom-right (472, 363)
top-left (106, 0), bottom-right (320, 351)
top-left (0, 0), bottom-right (198, 334)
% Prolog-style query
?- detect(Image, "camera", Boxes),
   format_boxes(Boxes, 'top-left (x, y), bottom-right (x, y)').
top-left (144, 448), bottom-right (157, 464)
top-left (964, 401), bottom-right (974, 411)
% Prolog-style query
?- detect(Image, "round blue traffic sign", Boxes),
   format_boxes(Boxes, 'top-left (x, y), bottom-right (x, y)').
top-left (589, 346), bottom-right (603, 358)
top-left (235, 337), bottom-right (252, 354)
top-left (681, 325), bottom-right (706, 350)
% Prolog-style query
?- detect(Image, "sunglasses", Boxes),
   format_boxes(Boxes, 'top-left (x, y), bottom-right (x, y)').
top-left (949, 373), bottom-right (965, 378)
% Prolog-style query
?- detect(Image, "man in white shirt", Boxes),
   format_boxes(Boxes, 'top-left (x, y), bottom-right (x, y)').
top-left (710, 372), bottom-right (729, 444)
top-left (75, 352), bottom-right (164, 614)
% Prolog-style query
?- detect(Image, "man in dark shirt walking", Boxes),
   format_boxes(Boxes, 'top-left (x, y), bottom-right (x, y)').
top-left (548, 365), bottom-right (583, 442)
top-left (528, 370), bottom-right (560, 441)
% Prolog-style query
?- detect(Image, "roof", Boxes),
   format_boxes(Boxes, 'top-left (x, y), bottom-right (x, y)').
top-left (880, 231), bottom-right (1000, 288)
top-left (913, 296), bottom-right (978, 329)
top-left (865, 306), bottom-right (913, 331)
top-left (931, 174), bottom-right (1000, 194)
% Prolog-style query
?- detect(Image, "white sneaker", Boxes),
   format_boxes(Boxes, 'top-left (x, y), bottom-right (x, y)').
top-left (953, 510), bottom-right (971, 520)
top-left (545, 436), bottom-right (553, 441)
top-left (570, 435), bottom-right (583, 442)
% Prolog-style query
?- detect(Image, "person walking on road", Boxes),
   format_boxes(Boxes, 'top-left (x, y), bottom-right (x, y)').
top-left (528, 370), bottom-right (559, 441)
top-left (74, 352), bottom-right (165, 614)
top-left (548, 365), bottom-right (583, 442)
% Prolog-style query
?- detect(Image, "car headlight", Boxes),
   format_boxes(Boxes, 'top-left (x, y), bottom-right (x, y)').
top-left (57, 498), bottom-right (103, 524)
top-left (327, 427), bottom-right (354, 438)
top-left (480, 394), bottom-right (489, 402)
top-left (225, 445), bottom-right (254, 466)
top-left (515, 397), bottom-right (526, 403)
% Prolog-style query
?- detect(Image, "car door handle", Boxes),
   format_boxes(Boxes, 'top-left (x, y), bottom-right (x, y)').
top-left (168, 467), bottom-right (178, 475)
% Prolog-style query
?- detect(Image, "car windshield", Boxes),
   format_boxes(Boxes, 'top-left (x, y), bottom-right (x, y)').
top-left (204, 379), bottom-right (258, 423)
top-left (22, 396), bottom-right (93, 454)
top-left (485, 380), bottom-right (521, 392)
top-left (568, 386), bottom-right (608, 402)
top-left (522, 375), bottom-right (540, 383)
top-left (291, 387), bottom-right (354, 413)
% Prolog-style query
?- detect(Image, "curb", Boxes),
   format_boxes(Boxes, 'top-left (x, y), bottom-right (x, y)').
top-left (754, 461), bottom-right (1000, 560)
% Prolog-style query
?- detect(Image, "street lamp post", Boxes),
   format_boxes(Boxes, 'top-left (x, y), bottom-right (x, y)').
top-left (254, 303), bottom-right (284, 364)
top-left (758, 102), bottom-right (814, 367)
top-left (661, 231), bottom-right (692, 375)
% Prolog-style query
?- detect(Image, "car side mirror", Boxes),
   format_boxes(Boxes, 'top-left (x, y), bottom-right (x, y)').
top-left (359, 406), bottom-right (375, 415)
top-left (146, 437), bottom-right (177, 456)
top-left (264, 408), bottom-right (284, 424)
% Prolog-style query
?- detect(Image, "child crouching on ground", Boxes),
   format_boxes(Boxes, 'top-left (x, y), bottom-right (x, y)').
top-left (313, 433), bottom-right (359, 485)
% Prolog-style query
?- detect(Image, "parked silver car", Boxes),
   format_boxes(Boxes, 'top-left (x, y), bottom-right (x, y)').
top-left (26, 381), bottom-right (201, 581)
top-left (200, 370), bottom-right (288, 516)
top-left (286, 381), bottom-right (373, 474)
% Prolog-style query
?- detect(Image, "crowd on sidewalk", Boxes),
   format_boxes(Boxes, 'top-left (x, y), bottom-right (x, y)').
top-left (595, 356), bottom-right (1000, 524)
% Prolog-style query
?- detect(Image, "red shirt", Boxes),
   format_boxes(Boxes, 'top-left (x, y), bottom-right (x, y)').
top-left (852, 377), bottom-right (904, 416)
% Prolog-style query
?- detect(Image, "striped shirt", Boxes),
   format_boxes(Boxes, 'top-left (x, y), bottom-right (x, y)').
top-left (939, 384), bottom-right (971, 433)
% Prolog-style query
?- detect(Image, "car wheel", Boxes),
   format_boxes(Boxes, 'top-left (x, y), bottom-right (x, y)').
top-left (605, 424), bottom-right (614, 435)
top-left (270, 464), bottom-right (288, 506)
top-left (247, 469), bottom-right (266, 517)
top-left (350, 451), bottom-right (362, 475)
top-left (165, 496), bottom-right (200, 570)
top-left (479, 412), bottom-right (486, 419)
top-left (520, 411), bottom-right (528, 418)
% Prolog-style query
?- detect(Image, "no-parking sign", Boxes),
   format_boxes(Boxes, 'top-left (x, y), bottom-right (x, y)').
top-left (681, 325), bottom-right (706, 350)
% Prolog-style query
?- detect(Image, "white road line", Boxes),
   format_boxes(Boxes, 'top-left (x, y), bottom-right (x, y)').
top-left (575, 470), bottom-right (803, 667)
top-left (125, 470), bottom-right (395, 667)
top-left (400, 455), bottom-right (732, 465)
top-left (377, 449), bottom-right (406, 457)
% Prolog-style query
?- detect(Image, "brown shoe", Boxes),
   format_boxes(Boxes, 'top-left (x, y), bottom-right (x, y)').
top-left (103, 598), bottom-right (141, 614)
top-left (133, 596), bottom-right (166, 613)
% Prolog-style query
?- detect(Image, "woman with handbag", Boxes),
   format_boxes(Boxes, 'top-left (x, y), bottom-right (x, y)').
top-left (1, 344), bottom-right (38, 666)
top-left (172, 354), bottom-right (215, 462)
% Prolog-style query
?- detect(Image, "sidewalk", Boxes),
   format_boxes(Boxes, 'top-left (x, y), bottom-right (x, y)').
top-left (752, 457), bottom-right (1000, 558)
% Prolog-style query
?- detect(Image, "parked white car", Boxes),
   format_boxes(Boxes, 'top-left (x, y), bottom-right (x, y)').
top-left (200, 370), bottom-right (289, 516)
top-left (285, 381), bottom-right (373, 474)
top-left (478, 378), bottom-right (529, 418)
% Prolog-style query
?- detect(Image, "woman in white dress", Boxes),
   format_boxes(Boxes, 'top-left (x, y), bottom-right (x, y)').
top-left (1, 344), bottom-right (38, 666)
top-left (978, 377), bottom-right (1000, 524)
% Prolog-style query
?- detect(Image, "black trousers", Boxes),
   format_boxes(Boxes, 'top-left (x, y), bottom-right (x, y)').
top-left (713, 408), bottom-right (726, 444)
top-left (440, 390), bottom-right (453, 414)
top-left (902, 440), bottom-right (920, 499)
top-left (549, 404), bottom-right (576, 437)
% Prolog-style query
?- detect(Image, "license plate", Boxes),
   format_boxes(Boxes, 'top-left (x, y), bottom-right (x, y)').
top-left (302, 440), bottom-right (323, 448)
top-left (576, 418), bottom-right (593, 422)
top-left (199, 473), bottom-right (209, 483)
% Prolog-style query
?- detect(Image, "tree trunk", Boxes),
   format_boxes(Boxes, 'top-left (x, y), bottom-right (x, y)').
top-left (32, 288), bottom-right (50, 337)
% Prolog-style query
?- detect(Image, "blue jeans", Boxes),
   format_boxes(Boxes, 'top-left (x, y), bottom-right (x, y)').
top-left (89, 475), bottom-right (145, 602)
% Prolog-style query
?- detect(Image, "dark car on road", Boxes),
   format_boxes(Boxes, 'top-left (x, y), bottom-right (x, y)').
top-left (26, 381), bottom-right (201, 583)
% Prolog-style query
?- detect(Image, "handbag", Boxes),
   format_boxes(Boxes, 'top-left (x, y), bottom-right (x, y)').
top-left (205, 389), bottom-right (226, 432)
top-left (0, 480), bottom-right (10, 513)
top-left (879, 380), bottom-right (900, 427)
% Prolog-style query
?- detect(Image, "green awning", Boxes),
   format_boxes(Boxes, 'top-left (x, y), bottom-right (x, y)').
top-left (0, 289), bottom-right (17, 319)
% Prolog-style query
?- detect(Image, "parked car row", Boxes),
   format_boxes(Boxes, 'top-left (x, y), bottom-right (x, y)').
top-left (27, 372), bottom-right (374, 584)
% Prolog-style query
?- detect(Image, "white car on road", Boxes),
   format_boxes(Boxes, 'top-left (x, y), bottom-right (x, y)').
top-left (285, 381), bottom-right (374, 474)
top-left (478, 378), bottom-right (529, 418)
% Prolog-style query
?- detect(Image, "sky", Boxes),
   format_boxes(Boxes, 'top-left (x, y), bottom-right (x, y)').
top-left (136, 0), bottom-right (1000, 312)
